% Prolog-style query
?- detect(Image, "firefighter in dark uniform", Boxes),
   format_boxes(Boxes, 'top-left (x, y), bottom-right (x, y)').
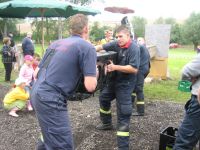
top-left (30, 14), bottom-right (97, 150)
top-left (132, 37), bottom-right (150, 116)
top-left (95, 25), bottom-right (140, 150)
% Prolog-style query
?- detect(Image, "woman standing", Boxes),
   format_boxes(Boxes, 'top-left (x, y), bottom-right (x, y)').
top-left (1, 37), bottom-right (15, 82)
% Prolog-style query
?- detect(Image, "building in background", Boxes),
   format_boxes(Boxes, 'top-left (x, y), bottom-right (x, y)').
top-left (16, 23), bottom-right (32, 35)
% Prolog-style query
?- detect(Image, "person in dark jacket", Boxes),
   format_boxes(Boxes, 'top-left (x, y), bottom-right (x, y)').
top-left (22, 32), bottom-right (35, 56)
top-left (31, 14), bottom-right (97, 150)
top-left (1, 37), bottom-right (15, 82)
top-left (95, 25), bottom-right (140, 150)
top-left (132, 37), bottom-right (150, 116)
top-left (8, 32), bottom-right (18, 69)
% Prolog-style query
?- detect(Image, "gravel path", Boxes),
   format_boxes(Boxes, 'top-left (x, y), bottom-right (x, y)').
top-left (0, 84), bottom-right (185, 150)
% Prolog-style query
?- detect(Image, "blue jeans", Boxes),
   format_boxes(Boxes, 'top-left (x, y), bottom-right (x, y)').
top-left (173, 95), bottom-right (200, 150)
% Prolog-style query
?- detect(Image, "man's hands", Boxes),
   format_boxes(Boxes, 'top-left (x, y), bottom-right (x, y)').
top-left (191, 77), bottom-right (198, 84)
top-left (105, 60), bottom-right (138, 74)
top-left (106, 60), bottom-right (116, 72)
top-left (95, 45), bottom-right (103, 52)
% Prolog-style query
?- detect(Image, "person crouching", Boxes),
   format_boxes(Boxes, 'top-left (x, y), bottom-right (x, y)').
top-left (3, 78), bottom-right (29, 117)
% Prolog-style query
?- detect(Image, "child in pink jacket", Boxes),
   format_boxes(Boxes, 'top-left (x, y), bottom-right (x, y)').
top-left (19, 55), bottom-right (34, 111)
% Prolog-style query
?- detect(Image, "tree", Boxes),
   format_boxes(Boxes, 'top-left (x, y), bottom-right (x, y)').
top-left (32, 18), bottom-right (70, 44)
top-left (89, 21), bottom-right (112, 43)
top-left (165, 17), bottom-right (176, 25)
top-left (89, 21), bottom-right (104, 42)
top-left (154, 17), bottom-right (165, 24)
top-left (0, 18), bottom-right (19, 39)
top-left (164, 18), bottom-right (183, 44)
top-left (170, 23), bottom-right (183, 44)
top-left (131, 16), bottom-right (147, 38)
top-left (183, 12), bottom-right (200, 49)
top-left (0, 0), bottom-right (21, 39)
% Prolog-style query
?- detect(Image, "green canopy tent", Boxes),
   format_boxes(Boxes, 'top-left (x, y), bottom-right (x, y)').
top-left (0, 0), bottom-right (100, 54)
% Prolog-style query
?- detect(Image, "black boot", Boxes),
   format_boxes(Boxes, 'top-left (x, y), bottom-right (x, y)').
top-left (96, 123), bottom-right (113, 130)
top-left (131, 94), bottom-right (136, 111)
top-left (132, 111), bottom-right (144, 116)
top-left (132, 100), bottom-right (145, 116)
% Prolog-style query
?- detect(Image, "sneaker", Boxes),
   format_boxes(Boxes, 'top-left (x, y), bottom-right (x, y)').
top-left (132, 112), bottom-right (144, 116)
top-left (9, 111), bottom-right (19, 117)
top-left (96, 123), bottom-right (113, 130)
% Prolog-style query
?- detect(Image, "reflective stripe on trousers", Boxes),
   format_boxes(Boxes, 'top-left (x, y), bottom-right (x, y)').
top-left (100, 108), bottom-right (111, 114)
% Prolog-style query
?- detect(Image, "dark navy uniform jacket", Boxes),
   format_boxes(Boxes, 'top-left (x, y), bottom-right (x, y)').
top-left (103, 40), bottom-right (140, 83)
top-left (36, 35), bottom-right (97, 98)
top-left (139, 44), bottom-right (150, 75)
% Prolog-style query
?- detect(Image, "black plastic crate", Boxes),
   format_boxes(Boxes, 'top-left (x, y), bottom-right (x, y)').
top-left (159, 126), bottom-right (178, 150)
top-left (159, 126), bottom-right (200, 150)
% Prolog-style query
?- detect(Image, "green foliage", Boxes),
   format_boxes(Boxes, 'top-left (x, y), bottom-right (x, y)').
top-left (164, 18), bottom-right (183, 44)
top-left (154, 17), bottom-right (165, 24)
top-left (131, 16), bottom-right (147, 38)
top-left (89, 21), bottom-right (103, 42)
top-left (144, 48), bottom-right (196, 103)
top-left (0, 42), bottom-right (197, 104)
top-left (31, 18), bottom-right (70, 44)
top-left (0, 18), bottom-right (20, 38)
top-left (170, 24), bottom-right (183, 44)
top-left (144, 79), bottom-right (190, 103)
top-left (182, 12), bottom-right (200, 49)
top-left (165, 18), bottom-right (176, 25)
top-left (89, 21), bottom-right (112, 43)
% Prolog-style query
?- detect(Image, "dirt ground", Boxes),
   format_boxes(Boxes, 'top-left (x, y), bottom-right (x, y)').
top-left (0, 83), bottom-right (186, 150)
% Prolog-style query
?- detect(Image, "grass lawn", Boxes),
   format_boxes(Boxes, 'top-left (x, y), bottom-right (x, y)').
top-left (144, 48), bottom-right (196, 103)
top-left (0, 43), bottom-right (44, 84)
top-left (0, 44), bottom-right (197, 103)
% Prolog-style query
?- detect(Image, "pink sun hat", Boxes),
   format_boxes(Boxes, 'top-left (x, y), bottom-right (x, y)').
top-left (24, 55), bottom-right (33, 61)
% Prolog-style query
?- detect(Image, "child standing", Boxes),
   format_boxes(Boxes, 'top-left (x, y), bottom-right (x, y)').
top-left (3, 78), bottom-right (29, 117)
top-left (1, 37), bottom-right (15, 82)
top-left (19, 55), bottom-right (34, 111)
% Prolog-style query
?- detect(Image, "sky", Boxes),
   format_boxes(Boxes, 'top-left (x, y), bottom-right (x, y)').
top-left (89, 0), bottom-right (200, 22)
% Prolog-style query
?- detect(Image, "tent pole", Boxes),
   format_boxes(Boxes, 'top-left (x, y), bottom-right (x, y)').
top-left (41, 9), bottom-right (45, 56)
